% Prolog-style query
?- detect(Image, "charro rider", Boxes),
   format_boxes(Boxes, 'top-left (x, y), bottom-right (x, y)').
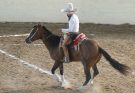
top-left (61, 3), bottom-right (79, 63)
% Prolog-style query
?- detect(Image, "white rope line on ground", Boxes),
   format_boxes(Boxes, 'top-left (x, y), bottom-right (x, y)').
top-left (0, 44), bottom-right (21, 46)
top-left (0, 34), bottom-right (71, 88)
top-left (0, 44), bottom-right (44, 46)
top-left (0, 34), bottom-right (28, 37)
top-left (0, 49), bottom-right (62, 82)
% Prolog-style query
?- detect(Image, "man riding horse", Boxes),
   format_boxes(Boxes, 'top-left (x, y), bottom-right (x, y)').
top-left (61, 3), bottom-right (79, 63)
top-left (25, 3), bottom-right (132, 89)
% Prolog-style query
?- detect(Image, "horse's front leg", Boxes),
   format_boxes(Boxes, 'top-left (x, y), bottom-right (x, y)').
top-left (59, 63), bottom-right (72, 89)
top-left (51, 61), bottom-right (62, 82)
top-left (59, 63), bottom-right (64, 81)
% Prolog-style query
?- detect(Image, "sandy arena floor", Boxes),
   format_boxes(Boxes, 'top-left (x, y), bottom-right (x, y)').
top-left (0, 23), bottom-right (135, 93)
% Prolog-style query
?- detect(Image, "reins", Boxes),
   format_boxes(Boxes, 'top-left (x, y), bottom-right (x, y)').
top-left (46, 34), bottom-right (53, 39)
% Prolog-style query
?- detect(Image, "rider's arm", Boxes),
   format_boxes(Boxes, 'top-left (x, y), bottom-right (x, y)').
top-left (61, 28), bottom-right (69, 33)
top-left (62, 19), bottom-right (75, 33)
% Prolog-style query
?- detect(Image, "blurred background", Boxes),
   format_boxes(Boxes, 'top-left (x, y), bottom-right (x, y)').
top-left (0, 0), bottom-right (135, 93)
top-left (0, 0), bottom-right (135, 24)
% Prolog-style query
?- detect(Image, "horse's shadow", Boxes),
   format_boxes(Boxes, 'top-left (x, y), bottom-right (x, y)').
top-left (3, 86), bottom-right (82, 93)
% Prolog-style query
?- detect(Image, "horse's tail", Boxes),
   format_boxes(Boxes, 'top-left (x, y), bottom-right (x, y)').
top-left (99, 46), bottom-right (132, 76)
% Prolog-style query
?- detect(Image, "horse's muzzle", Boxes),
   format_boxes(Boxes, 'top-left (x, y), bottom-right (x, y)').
top-left (25, 38), bottom-right (32, 44)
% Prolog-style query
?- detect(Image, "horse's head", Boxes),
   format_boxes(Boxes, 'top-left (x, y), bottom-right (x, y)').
top-left (25, 24), bottom-right (44, 44)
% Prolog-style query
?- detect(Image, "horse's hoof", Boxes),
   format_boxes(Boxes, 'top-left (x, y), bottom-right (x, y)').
top-left (132, 70), bottom-right (135, 76)
top-left (87, 79), bottom-right (94, 85)
top-left (53, 74), bottom-right (61, 82)
top-left (90, 80), bottom-right (94, 85)
top-left (77, 86), bottom-right (86, 91)
top-left (61, 81), bottom-right (72, 89)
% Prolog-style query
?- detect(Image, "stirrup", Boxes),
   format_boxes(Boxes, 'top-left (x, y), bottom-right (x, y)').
top-left (64, 56), bottom-right (69, 63)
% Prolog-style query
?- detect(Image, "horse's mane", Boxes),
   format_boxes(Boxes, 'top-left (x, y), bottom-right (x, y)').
top-left (42, 26), bottom-right (61, 48)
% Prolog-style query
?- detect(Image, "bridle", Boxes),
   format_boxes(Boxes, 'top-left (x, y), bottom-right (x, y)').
top-left (27, 27), bottom-right (37, 43)
top-left (27, 26), bottom-right (53, 43)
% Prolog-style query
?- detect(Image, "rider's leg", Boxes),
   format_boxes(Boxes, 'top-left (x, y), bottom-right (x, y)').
top-left (62, 45), bottom-right (69, 62)
top-left (62, 34), bottom-right (70, 62)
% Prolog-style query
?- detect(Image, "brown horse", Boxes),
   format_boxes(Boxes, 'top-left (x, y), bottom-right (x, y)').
top-left (25, 24), bottom-right (132, 88)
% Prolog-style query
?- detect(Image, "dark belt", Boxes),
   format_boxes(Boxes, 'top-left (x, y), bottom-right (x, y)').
top-left (68, 32), bottom-right (79, 35)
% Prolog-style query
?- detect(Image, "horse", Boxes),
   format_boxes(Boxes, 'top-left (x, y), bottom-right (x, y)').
top-left (25, 24), bottom-right (132, 89)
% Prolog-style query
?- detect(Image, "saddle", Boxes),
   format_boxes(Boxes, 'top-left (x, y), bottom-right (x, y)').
top-left (72, 33), bottom-right (87, 45)
top-left (60, 33), bottom-right (88, 51)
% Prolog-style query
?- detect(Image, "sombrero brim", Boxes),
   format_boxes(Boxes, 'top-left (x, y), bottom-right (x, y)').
top-left (61, 8), bottom-right (77, 13)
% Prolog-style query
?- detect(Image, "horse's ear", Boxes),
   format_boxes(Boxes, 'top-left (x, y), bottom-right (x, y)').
top-left (41, 23), bottom-right (46, 28)
top-left (37, 23), bottom-right (41, 26)
top-left (42, 26), bottom-right (47, 30)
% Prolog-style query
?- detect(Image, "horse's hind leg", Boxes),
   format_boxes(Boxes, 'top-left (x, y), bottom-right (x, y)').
top-left (82, 60), bottom-right (97, 86)
top-left (92, 64), bottom-right (99, 79)
top-left (92, 54), bottom-right (101, 79)
top-left (87, 64), bottom-right (99, 85)
top-left (78, 62), bottom-right (92, 90)
top-left (82, 63), bottom-right (91, 86)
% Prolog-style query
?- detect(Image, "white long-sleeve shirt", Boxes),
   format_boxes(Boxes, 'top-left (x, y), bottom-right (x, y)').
top-left (62, 14), bottom-right (79, 33)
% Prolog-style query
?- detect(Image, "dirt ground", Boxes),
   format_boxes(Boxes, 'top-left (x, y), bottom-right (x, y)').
top-left (0, 22), bottom-right (135, 93)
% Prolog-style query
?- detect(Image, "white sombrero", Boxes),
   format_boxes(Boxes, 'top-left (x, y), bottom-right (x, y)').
top-left (61, 3), bottom-right (77, 13)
